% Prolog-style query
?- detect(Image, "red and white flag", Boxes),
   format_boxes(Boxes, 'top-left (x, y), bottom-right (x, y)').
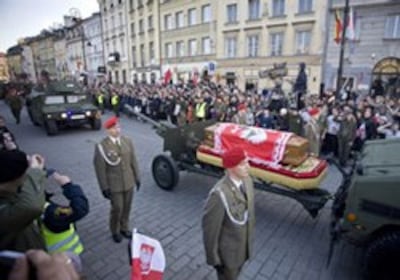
top-left (131, 231), bottom-right (166, 280)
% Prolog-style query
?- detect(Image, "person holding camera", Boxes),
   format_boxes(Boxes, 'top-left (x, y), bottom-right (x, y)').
top-left (0, 150), bottom-right (47, 252)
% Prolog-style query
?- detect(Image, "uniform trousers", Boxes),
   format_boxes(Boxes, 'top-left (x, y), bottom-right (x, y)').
top-left (109, 189), bottom-right (133, 234)
top-left (216, 266), bottom-right (242, 280)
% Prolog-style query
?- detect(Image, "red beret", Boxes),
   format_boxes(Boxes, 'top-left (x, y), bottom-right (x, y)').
top-left (222, 147), bottom-right (246, 169)
top-left (308, 108), bottom-right (320, 117)
top-left (104, 116), bottom-right (119, 129)
top-left (238, 103), bottom-right (246, 111)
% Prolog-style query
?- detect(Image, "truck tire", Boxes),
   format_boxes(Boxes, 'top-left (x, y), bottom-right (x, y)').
top-left (152, 154), bottom-right (179, 190)
top-left (363, 231), bottom-right (400, 280)
top-left (91, 118), bottom-right (101, 130)
top-left (45, 120), bottom-right (58, 136)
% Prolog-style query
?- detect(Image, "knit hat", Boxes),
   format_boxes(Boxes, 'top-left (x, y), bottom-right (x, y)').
top-left (0, 150), bottom-right (29, 183)
top-left (222, 147), bottom-right (246, 169)
top-left (104, 116), bottom-right (119, 129)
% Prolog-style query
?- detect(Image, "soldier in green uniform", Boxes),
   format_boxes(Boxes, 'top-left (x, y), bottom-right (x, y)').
top-left (337, 107), bottom-right (357, 166)
top-left (6, 86), bottom-right (23, 124)
top-left (288, 105), bottom-right (304, 136)
top-left (93, 116), bottom-right (141, 243)
top-left (202, 147), bottom-right (255, 280)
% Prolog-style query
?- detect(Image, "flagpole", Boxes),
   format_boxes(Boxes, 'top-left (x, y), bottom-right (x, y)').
top-left (335, 0), bottom-right (350, 99)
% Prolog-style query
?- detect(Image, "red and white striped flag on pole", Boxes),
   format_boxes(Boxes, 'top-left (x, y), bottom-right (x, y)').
top-left (131, 230), bottom-right (166, 280)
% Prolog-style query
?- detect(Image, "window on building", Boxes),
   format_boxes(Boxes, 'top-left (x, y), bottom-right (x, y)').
top-left (129, 0), bottom-right (133, 10)
top-left (112, 39), bottom-right (117, 52)
top-left (384, 15), bottom-right (400, 39)
top-left (188, 8), bottom-right (197, 26)
top-left (165, 43), bottom-right (173, 58)
top-left (270, 32), bottom-right (283, 56)
top-left (148, 15), bottom-right (153, 30)
top-left (138, 0), bottom-right (143, 7)
top-left (225, 37), bottom-right (237, 58)
top-left (140, 44), bottom-right (145, 66)
top-left (111, 16), bottom-right (115, 29)
top-left (227, 4), bottom-right (237, 23)
top-left (139, 19), bottom-right (144, 33)
top-left (189, 39), bottom-right (197, 56)
top-left (131, 23), bottom-right (135, 36)
top-left (247, 35), bottom-right (259, 57)
top-left (248, 0), bottom-right (261, 20)
top-left (120, 37), bottom-right (125, 57)
top-left (149, 42), bottom-right (154, 61)
top-left (176, 11), bottom-right (184, 28)
top-left (298, 0), bottom-right (312, 14)
top-left (119, 12), bottom-right (123, 26)
top-left (295, 30), bottom-right (311, 54)
top-left (272, 0), bottom-right (285, 17)
top-left (132, 46), bottom-right (137, 66)
top-left (202, 37), bottom-right (211, 54)
top-left (202, 5), bottom-right (211, 23)
top-left (164, 14), bottom-right (173, 30)
top-left (176, 41), bottom-right (184, 57)
top-left (354, 17), bottom-right (362, 40)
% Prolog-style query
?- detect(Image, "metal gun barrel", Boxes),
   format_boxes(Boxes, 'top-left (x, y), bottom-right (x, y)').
top-left (124, 104), bottom-right (176, 130)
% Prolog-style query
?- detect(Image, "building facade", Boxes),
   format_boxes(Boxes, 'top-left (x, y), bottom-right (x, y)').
top-left (159, 0), bottom-right (217, 84)
top-left (6, 45), bottom-right (23, 80)
top-left (98, 0), bottom-right (130, 84)
top-left (83, 12), bottom-right (106, 85)
top-left (127, 0), bottom-right (162, 84)
top-left (324, 0), bottom-right (400, 95)
top-left (21, 41), bottom-right (37, 83)
top-left (65, 21), bottom-right (87, 79)
top-left (215, 0), bottom-right (328, 93)
top-left (53, 29), bottom-right (68, 80)
top-left (0, 53), bottom-right (10, 82)
top-left (28, 31), bottom-right (57, 79)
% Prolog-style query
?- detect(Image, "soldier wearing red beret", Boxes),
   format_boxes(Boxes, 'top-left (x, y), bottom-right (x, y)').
top-left (93, 117), bottom-right (141, 243)
top-left (202, 147), bottom-right (255, 280)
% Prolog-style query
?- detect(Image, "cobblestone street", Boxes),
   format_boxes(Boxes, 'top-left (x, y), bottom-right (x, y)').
top-left (2, 103), bottom-right (364, 280)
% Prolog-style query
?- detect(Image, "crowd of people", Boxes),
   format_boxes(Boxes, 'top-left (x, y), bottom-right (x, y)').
top-left (90, 79), bottom-right (400, 166)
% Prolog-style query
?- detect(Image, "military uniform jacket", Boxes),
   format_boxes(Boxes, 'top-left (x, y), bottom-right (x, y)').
top-left (0, 168), bottom-right (46, 252)
top-left (93, 135), bottom-right (140, 193)
top-left (202, 175), bottom-right (255, 269)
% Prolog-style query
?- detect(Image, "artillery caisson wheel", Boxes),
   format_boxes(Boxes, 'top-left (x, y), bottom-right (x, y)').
top-left (152, 154), bottom-right (179, 190)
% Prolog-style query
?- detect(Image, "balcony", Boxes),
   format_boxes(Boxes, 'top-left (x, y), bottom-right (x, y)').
top-left (107, 52), bottom-right (121, 66)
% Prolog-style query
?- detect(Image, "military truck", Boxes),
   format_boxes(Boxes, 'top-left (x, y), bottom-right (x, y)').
top-left (331, 138), bottom-right (400, 279)
top-left (26, 80), bottom-right (101, 136)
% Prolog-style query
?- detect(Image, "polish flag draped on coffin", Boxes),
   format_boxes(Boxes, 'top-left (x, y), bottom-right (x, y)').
top-left (213, 123), bottom-right (293, 165)
top-left (131, 231), bottom-right (166, 280)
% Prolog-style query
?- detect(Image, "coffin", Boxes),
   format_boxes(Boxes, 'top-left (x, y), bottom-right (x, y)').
top-left (204, 123), bottom-right (308, 166)
top-left (197, 145), bottom-right (327, 190)
top-left (198, 123), bottom-right (327, 190)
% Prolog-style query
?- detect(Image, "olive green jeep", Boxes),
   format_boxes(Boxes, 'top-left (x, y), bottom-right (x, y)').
top-left (331, 138), bottom-right (400, 280)
top-left (26, 80), bottom-right (101, 136)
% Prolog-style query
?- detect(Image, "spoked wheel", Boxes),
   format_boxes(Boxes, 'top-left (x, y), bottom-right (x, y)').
top-left (152, 154), bottom-right (179, 190)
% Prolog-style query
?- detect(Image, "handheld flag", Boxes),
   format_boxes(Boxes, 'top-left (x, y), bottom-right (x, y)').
top-left (131, 230), bottom-right (166, 280)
